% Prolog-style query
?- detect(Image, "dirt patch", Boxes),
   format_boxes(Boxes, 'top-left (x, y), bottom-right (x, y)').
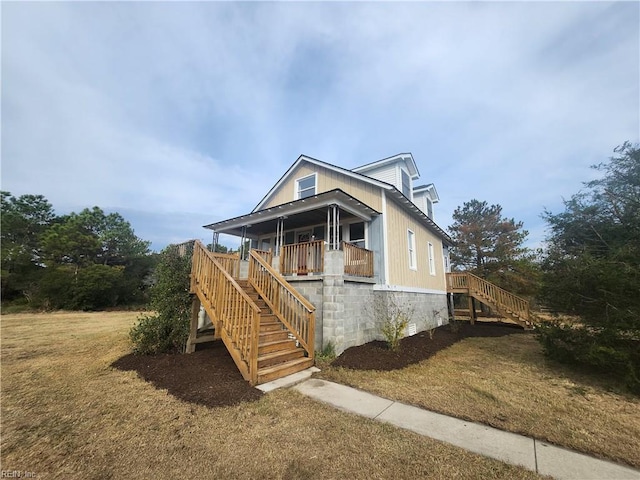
top-left (331, 321), bottom-right (530, 371)
top-left (112, 341), bottom-right (263, 408)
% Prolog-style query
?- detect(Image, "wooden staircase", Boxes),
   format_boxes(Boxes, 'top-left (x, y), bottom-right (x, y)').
top-left (446, 272), bottom-right (536, 329)
top-left (236, 280), bottom-right (314, 384)
top-left (188, 240), bottom-right (315, 386)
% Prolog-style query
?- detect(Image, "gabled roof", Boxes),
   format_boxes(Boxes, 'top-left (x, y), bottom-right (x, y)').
top-left (253, 154), bottom-right (395, 212)
top-left (413, 183), bottom-right (440, 203)
top-left (245, 153), bottom-right (451, 244)
top-left (352, 153), bottom-right (420, 179)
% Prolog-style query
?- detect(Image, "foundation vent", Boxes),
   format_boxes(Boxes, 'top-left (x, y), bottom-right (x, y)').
top-left (407, 323), bottom-right (417, 336)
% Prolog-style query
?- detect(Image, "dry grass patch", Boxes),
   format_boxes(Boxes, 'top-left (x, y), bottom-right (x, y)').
top-left (319, 332), bottom-right (640, 469)
top-left (1, 312), bottom-right (545, 479)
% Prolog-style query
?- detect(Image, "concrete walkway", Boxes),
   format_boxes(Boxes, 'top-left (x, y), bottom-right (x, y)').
top-left (294, 379), bottom-right (640, 480)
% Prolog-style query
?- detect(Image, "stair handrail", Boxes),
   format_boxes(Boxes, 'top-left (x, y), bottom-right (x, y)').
top-left (248, 249), bottom-right (315, 358)
top-left (191, 240), bottom-right (261, 384)
top-left (463, 272), bottom-right (531, 323)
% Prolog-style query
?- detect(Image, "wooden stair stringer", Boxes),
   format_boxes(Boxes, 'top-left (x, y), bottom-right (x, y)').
top-left (238, 281), bottom-right (315, 384)
top-left (192, 286), bottom-right (252, 383)
top-left (467, 288), bottom-right (531, 329)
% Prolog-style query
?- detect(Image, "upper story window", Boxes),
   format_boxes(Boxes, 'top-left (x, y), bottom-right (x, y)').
top-left (426, 197), bottom-right (433, 220)
top-left (401, 170), bottom-right (411, 199)
top-left (407, 229), bottom-right (417, 270)
top-left (296, 173), bottom-right (316, 199)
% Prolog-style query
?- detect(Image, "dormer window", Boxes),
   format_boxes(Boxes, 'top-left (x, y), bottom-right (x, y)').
top-left (401, 170), bottom-right (411, 199)
top-left (296, 174), bottom-right (316, 199)
top-left (426, 197), bottom-right (433, 219)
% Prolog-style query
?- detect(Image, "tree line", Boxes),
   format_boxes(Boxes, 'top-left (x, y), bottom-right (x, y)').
top-left (1, 193), bottom-right (156, 310)
top-left (448, 142), bottom-right (639, 392)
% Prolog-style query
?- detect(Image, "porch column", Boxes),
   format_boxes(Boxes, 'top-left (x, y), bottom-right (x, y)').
top-left (211, 231), bottom-right (219, 253)
top-left (327, 204), bottom-right (340, 250)
top-left (239, 225), bottom-right (247, 259)
top-left (275, 216), bottom-right (285, 256)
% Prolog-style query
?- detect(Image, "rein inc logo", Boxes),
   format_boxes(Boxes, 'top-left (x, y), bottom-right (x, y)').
top-left (1, 472), bottom-right (37, 478)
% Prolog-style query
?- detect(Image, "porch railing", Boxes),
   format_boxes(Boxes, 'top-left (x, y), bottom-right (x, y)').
top-left (208, 251), bottom-right (241, 278)
top-left (253, 248), bottom-right (273, 266)
top-left (249, 250), bottom-right (315, 357)
top-left (191, 241), bottom-right (260, 384)
top-left (342, 241), bottom-right (374, 277)
top-left (280, 240), bottom-right (325, 276)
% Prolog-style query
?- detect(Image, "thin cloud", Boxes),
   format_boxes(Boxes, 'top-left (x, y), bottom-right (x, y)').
top-left (2, 2), bottom-right (638, 251)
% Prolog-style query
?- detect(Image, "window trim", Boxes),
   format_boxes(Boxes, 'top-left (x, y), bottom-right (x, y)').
top-left (428, 242), bottom-right (436, 276)
top-left (407, 229), bottom-right (417, 270)
top-left (295, 173), bottom-right (317, 200)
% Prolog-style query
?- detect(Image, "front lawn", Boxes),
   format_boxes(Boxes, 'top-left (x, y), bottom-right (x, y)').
top-left (317, 322), bottom-right (640, 469)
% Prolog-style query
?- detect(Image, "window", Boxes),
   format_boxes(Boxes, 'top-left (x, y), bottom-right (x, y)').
top-left (312, 225), bottom-right (325, 241)
top-left (349, 222), bottom-right (365, 249)
top-left (428, 242), bottom-right (436, 276)
top-left (296, 174), bottom-right (316, 199)
top-left (284, 231), bottom-right (295, 245)
top-left (426, 197), bottom-right (433, 219)
top-left (444, 248), bottom-right (451, 273)
top-left (407, 229), bottom-right (416, 269)
top-left (401, 170), bottom-right (411, 199)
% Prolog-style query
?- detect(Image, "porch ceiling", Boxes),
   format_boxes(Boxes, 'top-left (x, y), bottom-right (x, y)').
top-left (204, 189), bottom-right (380, 238)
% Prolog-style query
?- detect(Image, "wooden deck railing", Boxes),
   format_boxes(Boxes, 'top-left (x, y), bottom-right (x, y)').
top-left (342, 241), bottom-right (374, 277)
top-left (207, 251), bottom-right (241, 278)
top-left (253, 248), bottom-right (273, 266)
top-left (280, 240), bottom-right (325, 275)
top-left (191, 241), bottom-right (261, 384)
top-left (249, 250), bottom-right (315, 357)
top-left (446, 272), bottom-right (531, 324)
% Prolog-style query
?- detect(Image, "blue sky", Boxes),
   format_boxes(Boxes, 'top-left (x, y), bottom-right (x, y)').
top-left (2, 1), bottom-right (638, 252)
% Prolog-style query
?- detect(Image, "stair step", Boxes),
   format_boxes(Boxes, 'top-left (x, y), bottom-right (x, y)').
top-left (259, 330), bottom-right (289, 343)
top-left (260, 322), bottom-right (283, 332)
top-left (258, 348), bottom-right (305, 369)
top-left (259, 339), bottom-right (298, 354)
top-left (259, 313), bottom-right (277, 322)
top-left (257, 357), bottom-right (314, 384)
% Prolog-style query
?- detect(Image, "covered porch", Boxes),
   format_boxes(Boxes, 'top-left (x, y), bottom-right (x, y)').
top-left (204, 189), bottom-right (381, 280)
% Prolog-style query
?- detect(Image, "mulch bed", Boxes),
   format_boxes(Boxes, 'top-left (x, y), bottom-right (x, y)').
top-left (112, 321), bottom-right (528, 408)
top-left (112, 341), bottom-right (264, 408)
top-left (331, 321), bottom-right (530, 371)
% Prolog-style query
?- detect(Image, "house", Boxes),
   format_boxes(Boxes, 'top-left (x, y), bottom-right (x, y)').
top-left (188, 153), bottom-right (459, 384)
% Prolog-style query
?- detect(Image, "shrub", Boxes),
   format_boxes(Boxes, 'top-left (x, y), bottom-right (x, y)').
top-left (537, 320), bottom-right (640, 394)
top-left (373, 294), bottom-right (412, 352)
top-left (129, 245), bottom-right (192, 355)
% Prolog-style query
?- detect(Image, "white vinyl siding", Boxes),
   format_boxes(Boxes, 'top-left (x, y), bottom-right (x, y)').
top-left (407, 229), bottom-right (417, 270)
top-left (428, 242), bottom-right (436, 276)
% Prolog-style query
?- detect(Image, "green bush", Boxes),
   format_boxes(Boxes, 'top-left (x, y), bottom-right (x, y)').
top-left (537, 321), bottom-right (640, 394)
top-left (33, 264), bottom-right (124, 310)
top-left (129, 245), bottom-right (192, 355)
top-left (130, 312), bottom-right (189, 355)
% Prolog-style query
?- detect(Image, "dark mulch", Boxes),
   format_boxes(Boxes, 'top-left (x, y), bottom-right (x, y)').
top-left (111, 322), bottom-right (528, 408)
top-left (111, 341), bottom-right (263, 408)
top-left (331, 321), bottom-right (530, 371)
